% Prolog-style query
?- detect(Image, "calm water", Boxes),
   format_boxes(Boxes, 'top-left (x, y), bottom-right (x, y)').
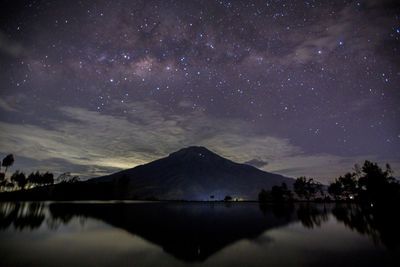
top-left (0, 202), bottom-right (399, 267)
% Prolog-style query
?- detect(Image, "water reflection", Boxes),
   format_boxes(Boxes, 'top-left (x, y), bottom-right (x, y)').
top-left (332, 204), bottom-right (400, 249)
top-left (0, 202), bottom-right (45, 230)
top-left (48, 202), bottom-right (295, 262)
top-left (258, 203), bottom-right (294, 222)
top-left (296, 203), bottom-right (329, 229)
top-left (0, 201), bottom-right (399, 265)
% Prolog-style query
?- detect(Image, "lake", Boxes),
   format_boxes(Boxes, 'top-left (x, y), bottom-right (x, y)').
top-left (0, 201), bottom-right (399, 267)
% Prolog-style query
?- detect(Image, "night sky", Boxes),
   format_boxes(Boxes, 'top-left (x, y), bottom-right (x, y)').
top-left (0, 0), bottom-right (399, 183)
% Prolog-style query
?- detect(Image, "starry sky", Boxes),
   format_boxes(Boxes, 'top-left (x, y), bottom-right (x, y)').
top-left (0, 0), bottom-right (399, 183)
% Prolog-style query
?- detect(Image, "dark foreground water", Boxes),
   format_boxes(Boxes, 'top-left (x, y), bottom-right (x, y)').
top-left (0, 202), bottom-right (399, 267)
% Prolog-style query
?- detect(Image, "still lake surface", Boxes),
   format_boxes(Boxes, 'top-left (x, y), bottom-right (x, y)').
top-left (0, 201), bottom-right (399, 267)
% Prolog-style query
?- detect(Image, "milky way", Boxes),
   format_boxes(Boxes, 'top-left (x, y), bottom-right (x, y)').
top-left (0, 0), bottom-right (399, 182)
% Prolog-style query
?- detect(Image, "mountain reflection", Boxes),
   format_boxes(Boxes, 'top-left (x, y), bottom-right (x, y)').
top-left (0, 202), bottom-right (399, 262)
top-left (49, 202), bottom-right (294, 262)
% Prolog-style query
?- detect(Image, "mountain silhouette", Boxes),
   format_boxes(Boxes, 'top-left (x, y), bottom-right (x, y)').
top-left (89, 146), bottom-right (294, 200)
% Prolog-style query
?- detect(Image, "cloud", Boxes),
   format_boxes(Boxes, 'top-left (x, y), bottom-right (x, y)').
top-left (0, 94), bottom-right (28, 112)
top-left (0, 100), bottom-right (398, 183)
top-left (0, 31), bottom-right (25, 58)
top-left (244, 159), bottom-right (268, 168)
top-left (280, 1), bottom-right (396, 65)
top-left (0, 98), bottom-right (17, 112)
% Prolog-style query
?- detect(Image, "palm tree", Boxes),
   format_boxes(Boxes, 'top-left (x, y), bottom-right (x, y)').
top-left (2, 154), bottom-right (14, 175)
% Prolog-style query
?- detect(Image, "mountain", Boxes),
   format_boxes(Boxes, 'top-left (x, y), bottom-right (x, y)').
top-left (89, 146), bottom-right (294, 200)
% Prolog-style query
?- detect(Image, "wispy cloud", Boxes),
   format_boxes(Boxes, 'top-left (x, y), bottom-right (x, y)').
top-left (244, 159), bottom-right (269, 168)
top-left (0, 100), bottom-right (398, 182)
top-left (0, 31), bottom-right (25, 58)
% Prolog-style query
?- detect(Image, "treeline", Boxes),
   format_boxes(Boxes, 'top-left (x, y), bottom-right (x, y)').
top-left (258, 177), bottom-right (323, 202)
top-left (0, 154), bottom-right (80, 192)
top-left (0, 154), bottom-right (55, 190)
top-left (259, 160), bottom-right (400, 204)
top-left (328, 160), bottom-right (399, 204)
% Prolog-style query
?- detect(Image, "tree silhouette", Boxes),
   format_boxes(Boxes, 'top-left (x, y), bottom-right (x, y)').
top-left (2, 154), bottom-right (14, 175)
top-left (56, 172), bottom-right (80, 183)
top-left (259, 183), bottom-right (293, 202)
top-left (0, 172), bottom-right (5, 190)
top-left (327, 161), bottom-right (400, 203)
top-left (27, 171), bottom-right (55, 187)
top-left (28, 171), bottom-right (41, 186)
top-left (42, 172), bottom-right (54, 185)
top-left (327, 181), bottom-right (342, 200)
top-left (271, 182), bottom-right (293, 202)
top-left (328, 172), bottom-right (358, 200)
top-left (358, 161), bottom-right (399, 204)
top-left (258, 188), bottom-right (271, 202)
top-left (210, 195), bottom-right (214, 200)
top-left (11, 170), bottom-right (27, 190)
top-left (224, 195), bottom-right (232, 201)
top-left (294, 177), bottom-right (322, 201)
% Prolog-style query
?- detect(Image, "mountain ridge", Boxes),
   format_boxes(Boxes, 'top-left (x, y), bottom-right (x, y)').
top-left (89, 146), bottom-right (294, 200)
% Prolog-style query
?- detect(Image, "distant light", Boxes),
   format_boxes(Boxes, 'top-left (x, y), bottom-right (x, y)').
top-left (339, 41), bottom-right (343, 46)
top-left (317, 50), bottom-right (322, 54)
top-left (180, 57), bottom-right (185, 61)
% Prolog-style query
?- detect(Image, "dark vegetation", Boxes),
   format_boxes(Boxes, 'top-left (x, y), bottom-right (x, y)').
top-left (258, 160), bottom-right (399, 205)
top-left (259, 178), bottom-right (324, 202)
top-left (258, 182), bottom-right (293, 202)
top-left (224, 195), bottom-right (232, 201)
top-left (0, 154), bottom-right (79, 195)
top-left (327, 161), bottom-right (400, 204)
